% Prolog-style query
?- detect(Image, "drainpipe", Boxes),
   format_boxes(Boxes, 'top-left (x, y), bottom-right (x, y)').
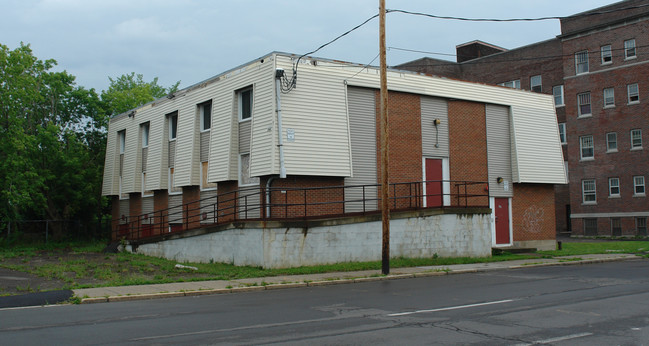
top-left (275, 69), bottom-right (287, 179)
top-left (265, 176), bottom-right (276, 218)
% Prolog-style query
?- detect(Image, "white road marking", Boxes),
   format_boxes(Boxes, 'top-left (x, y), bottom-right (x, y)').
top-left (514, 332), bottom-right (593, 346)
top-left (0, 304), bottom-right (67, 312)
top-left (387, 299), bottom-right (515, 317)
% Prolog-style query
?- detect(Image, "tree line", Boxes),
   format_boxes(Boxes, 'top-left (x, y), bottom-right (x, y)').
top-left (0, 43), bottom-right (178, 240)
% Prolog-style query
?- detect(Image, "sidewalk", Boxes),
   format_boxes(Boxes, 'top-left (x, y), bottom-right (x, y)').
top-left (73, 253), bottom-right (638, 304)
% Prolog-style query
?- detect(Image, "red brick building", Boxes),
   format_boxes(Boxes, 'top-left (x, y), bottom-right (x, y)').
top-left (399, 0), bottom-right (649, 237)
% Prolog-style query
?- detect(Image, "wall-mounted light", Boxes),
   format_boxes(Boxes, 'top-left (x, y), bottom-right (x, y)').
top-left (128, 111), bottom-right (135, 118)
top-left (433, 118), bottom-right (441, 126)
top-left (496, 177), bottom-right (504, 184)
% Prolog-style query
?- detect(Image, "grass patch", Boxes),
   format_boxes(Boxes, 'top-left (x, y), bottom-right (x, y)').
top-left (539, 241), bottom-right (649, 256)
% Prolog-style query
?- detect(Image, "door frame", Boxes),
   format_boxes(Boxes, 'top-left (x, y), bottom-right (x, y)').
top-left (422, 157), bottom-right (450, 207)
top-left (490, 197), bottom-right (513, 247)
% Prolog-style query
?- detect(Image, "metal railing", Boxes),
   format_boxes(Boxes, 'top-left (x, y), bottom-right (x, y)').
top-left (113, 180), bottom-right (489, 241)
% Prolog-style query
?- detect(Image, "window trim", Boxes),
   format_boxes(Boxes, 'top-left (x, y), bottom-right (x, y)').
top-left (553, 85), bottom-right (564, 107)
top-left (238, 87), bottom-right (253, 122)
top-left (558, 123), bottom-right (566, 145)
top-left (627, 83), bottom-right (639, 104)
top-left (582, 179), bottom-right (597, 204)
top-left (603, 87), bottom-right (615, 108)
top-left (580, 135), bottom-right (594, 160)
top-left (634, 175), bottom-right (646, 196)
top-left (601, 45), bottom-right (612, 64)
top-left (606, 132), bottom-right (618, 153)
top-left (624, 39), bottom-right (637, 59)
top-left (199, 100), bottom-right (212, 132)
top-left (608, 177), bottom-right (620, 197)
top-left (578, 92), bottom-right (592, 117)
top-left (575, 50), bottom-right (589, 74)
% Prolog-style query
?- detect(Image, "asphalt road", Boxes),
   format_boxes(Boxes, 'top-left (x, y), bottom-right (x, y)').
top-left (2, 259), bottom-right (648, 345)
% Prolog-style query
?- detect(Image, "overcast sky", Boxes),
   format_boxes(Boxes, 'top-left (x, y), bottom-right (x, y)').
top-left (1, 0), bottom-right (616, 92)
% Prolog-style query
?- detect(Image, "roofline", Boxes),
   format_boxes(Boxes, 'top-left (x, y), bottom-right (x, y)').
top-left (457, 37), bottom-right (559, 64)
top-left (455, 40), bottom-right (508, 51)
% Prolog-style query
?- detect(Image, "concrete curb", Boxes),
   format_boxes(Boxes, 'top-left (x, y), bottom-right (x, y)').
top-left (77, 255), bottom-right (640, 304)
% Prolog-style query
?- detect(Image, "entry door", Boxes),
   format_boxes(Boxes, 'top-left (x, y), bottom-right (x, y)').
top-left (425, 159), bottom-right (443, 207)
top-left (495, 198), bottom-right (510, 244)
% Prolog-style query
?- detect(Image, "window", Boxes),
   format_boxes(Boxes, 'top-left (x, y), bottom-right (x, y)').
top-left (499, 80), bottom-right (521, 89)
top-left (584, 218), bottom-right (598, 236)
top-left (578, 92), bottom-right (591, 116)
top-left (634, 176), bottom-right (645, 195)
top-left (168, 167), bottom-right (182, 194)
top-left (168, 112), bottom-right (178, 140)
top-left (580, 135), bottom-right (594, 159)
top-left (631, 129), bottom-right (643, 149)
top-left (530, 75), bottom-right (542, 92)
top-left (239, 153), bottom-right (259, 186)
top-left (558, 123), bottom-right (566, 144)
top-left (200, 162), bottom-right (217, 190)
top-left (624, 39), bottom-right (636, 59)
top-left (575, 51), bottom-right (589, 74)
top-left (611, 218), bottom-right (621, 236)
top-left (582, 179), bottom-right (596, 204)
top-left (118, 130), bottom-right (126, 154)
top-left (553, 85), bottom-right (564, 107)
top-left (601, 45), bottom-right (612, 64)
top-left (606, 132), bottom-right (617, 152)
top-left (637, 217), bottom-right (647, 235)
top-left (609, 177), bottom-right (620, 197)
top-left (141, 122), bottom-right (149, 148)
top-left (199, 101), bottom-right (212, 131)
top-left (627, 83), bottom-right (639, 103)
top-left (603, 88), bottom-right (615, 107)
top-left (239, 87), bottom-right (253, 121)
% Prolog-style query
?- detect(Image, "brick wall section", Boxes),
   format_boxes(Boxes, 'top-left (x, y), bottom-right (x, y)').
top-left (216, 181), bottom-right (238, 223)
top-left (153, 190), bottom-right (168, 237)
top-left (561, 0), bottom-right (649, 36)
top-left (127, 192), bottom-right (142, 238)
top-left (374, 90), bottom-right (423, 209)
top-left (511, 183), bottom-right (556, 242)
top-left (448, 100), bottom-right (489, 206)
top-left (268, 176), bottom-right (345, 218)
top-left (111, 196), bottom-right (120, 240)
top-left (182, 186), bottom-right (201, 230)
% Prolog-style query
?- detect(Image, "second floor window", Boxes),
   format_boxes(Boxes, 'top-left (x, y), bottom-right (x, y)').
top-left (580, 135), bottom-right (594, 159)
top-left (628, 83), bottom-right (639, 103)
top-left (631, 129), bottom-right (642, 149)
top-left (603, 88), bottom-right (615, 107)
top-left (609, 177), bottom-right (620, 197)
top-left (199, 101), bottom-right (212, 131)
top-left (578, 92), bottom-right (591, 116)
top-left (118, 130), bottom-right (125, 154)
top-left (530, 75), bottom-right (542, 92)
top-left (582, 179), bottom-right (596, 203)
top-left (239, 88), bottom-right (253, 121)
top-left (553, 85), bottom-right (564, 107)
top-left (601, 45), bottom-right (612, 64)
top-left (625, 39), bottom-right (636, 59)
top-left (141, 122), bottom-right (149, 148)
top-left (607, 132), bottom-right (617, 152)
top-left (575, 51), bottom-right (589, 74)
top-left (168, 112), bottom-right (178, 140)
top-left (634, 176), bottom-right (646, 195)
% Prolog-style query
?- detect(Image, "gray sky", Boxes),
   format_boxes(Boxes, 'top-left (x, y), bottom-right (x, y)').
top-left (1, 0), bottom-right (615, 92)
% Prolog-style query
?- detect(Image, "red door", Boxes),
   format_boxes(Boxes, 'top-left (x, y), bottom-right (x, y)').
top-left (425, 159), bottom-right (443, 207)
top-left (495, 198), bottom-right (510, 244)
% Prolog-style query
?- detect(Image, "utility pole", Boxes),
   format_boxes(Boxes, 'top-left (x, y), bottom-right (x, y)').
top-left (379, 0), bottom-right (390, 275)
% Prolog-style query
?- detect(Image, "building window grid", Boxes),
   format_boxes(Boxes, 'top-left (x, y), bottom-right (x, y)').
top-left (603, 88), bottom-right (615, 107)
top-left (578, 92), bottom-right (591, 116)
top-left (553, 85), bottom-right (564, 107)
top-left (606, 132), bottom-right (617, 152)
top-left (580, 135), bottom-right (594, 160)
top-left (625, 39), bottom-right (636, 59)
top-left (627, 83), bottom-right (639, 104)
top-left (601, 45), bottom-right (612, 64)
top-left (631, 129), bottom-right (642, 149)
top-left (575, 51), bottom-right (589, 74)
top-left (582, 179), bottom-right (597, 204)
top-left (609, 177), bottom-right (620, 197)
top-left (634, 176), bottom-right (645, 196)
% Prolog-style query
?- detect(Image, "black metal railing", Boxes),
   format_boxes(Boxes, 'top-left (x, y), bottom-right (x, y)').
top-left (113, 180), bottom-right (489, 241)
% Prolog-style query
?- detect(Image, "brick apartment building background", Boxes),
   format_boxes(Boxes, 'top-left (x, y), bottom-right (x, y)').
top-left (398, 0), bottom-right (649, 237)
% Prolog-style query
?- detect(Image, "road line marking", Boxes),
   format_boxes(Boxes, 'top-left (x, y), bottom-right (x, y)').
top-left (0, 304), bottom-right (67, 312)
top-left (387, 299), bottom-right (515, 317)
top-left (514, 332), bottom-right (593, 346)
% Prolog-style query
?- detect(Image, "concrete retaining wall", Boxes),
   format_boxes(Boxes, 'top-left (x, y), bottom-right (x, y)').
top-left (133, 211), bottom-right (492, 268)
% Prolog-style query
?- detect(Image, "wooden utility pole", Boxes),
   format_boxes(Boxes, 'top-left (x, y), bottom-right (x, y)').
top-left (379, 0), bottom-right (390, 275)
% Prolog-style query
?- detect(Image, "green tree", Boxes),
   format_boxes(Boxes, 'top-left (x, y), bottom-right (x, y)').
top-left (102, 72), bottom-right (179, 116)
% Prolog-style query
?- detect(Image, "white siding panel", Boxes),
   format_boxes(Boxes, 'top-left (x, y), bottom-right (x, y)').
top-left (510, 105), bottom-right (567, 184)
top-left (486, 104), bottom-right (513, 197)
top-left (249, 63), bottom-right (276, 178)
top-left (345, 87), bottom-right (377, 212)
top-left (421, 96), bottom-right (449, 157)
top-left (200, 131), bottom-right (210, 162)
top-left (173, 104), bottom-right (199, 187)
top-left (102, 122), bottom-right (117, 195)
top-left (239, 120), bottom-right (251, 153)
top-left (122, 123), bottom-right (138, 193)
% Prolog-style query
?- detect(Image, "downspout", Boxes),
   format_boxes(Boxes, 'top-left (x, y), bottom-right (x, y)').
top-left (275, 69), bottom-right (287, 178)
top-left (265, 176), bottom-right (275, 217)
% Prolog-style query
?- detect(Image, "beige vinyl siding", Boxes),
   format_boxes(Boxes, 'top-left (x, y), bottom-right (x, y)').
top-left (345, 87), bottom-right (377, 212)
top-left (200, 131), bottom-right (210, 162)
top-left (168, 141), bottom-right (176, 167)
top-left (486, 104), bottom-right (513, 197)
top-left (102, 123), bottom-right (118, 195)
top-left (275, 56), bottom-right (352, 177)
top-left (173, 101), bottom-right (199, 187)
top-left (142, 196), bottom-right (154, 217)
top-left (141, 148), bottom-right (148, 172)
top-left (421, 96), bottom-right (449, 157)
top-left (145, 109), bottom-right (168, 191)
top-left (168, 194), bottom-right (183, 225)
top-left (239, 120), bottom-right (251, 153)
top-left (249, 74), bottom-right (276, 178)
top-left (121, 126), bottom-right (138, 193)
